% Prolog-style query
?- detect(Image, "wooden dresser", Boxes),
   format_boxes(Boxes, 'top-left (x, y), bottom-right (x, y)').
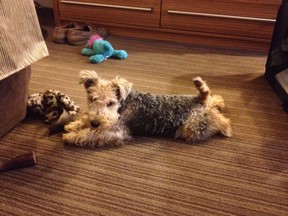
top-left (53, 0), bottom-right (281, 51)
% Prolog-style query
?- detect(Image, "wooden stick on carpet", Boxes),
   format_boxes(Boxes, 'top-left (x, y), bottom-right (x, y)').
top-left (0, 151), bottom-right (36, 172)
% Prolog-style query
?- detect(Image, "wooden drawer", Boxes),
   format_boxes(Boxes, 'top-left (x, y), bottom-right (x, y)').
top-left (161, 0), bottom-right (280, 39)
top-left (57, 0), bottom-right (161, 27)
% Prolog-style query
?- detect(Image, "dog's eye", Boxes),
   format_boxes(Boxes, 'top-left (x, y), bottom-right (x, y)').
top-left (107, 101), bottom-right (115, 107)
top-left (91, 96), bottom-right (98, 102)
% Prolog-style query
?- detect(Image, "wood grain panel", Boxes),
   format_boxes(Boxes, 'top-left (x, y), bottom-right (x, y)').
top-left (162, 0), bottom-right (280, 19)
top-left (161, 0), bottom-right (280, 39)
top-left (53, 0), bottom-right (281, 50)
top-left (58, 0), bottom-right (161, 27)
top-left (101, 23), bottom-right (272, 52)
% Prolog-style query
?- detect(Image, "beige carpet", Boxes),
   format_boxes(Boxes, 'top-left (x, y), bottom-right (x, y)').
top-left (1, 29), bottom-right (288, 216)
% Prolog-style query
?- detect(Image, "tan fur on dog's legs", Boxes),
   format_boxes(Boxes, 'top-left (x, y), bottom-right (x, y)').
top-left (192, 77), bottom-right (231, 136)
top-left (193, 77), bottom-right (211, 105)
top-left (64, 120), bottom-right (85, 132)
top-left (206, 109), bottom-right (233, 137)
top-left (210, 95), bottom-right (225, 110)
top-left (193, 77), bottom-right (225, 110)
top-left (176, 108), bottom-right (232, 143)
top-left (63, 128), bottom-right (125, 147)
top-left (175, 77), bottom-right (232, 142)
top-left (64, 112), bottom-right (92, 132)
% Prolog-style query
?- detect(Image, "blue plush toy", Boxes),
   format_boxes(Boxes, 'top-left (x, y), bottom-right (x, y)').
top-left (81, 35), bottom-right (128, 64)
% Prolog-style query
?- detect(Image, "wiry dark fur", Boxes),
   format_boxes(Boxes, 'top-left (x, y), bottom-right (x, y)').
top-left (118, 91), bottom-right (206, 137)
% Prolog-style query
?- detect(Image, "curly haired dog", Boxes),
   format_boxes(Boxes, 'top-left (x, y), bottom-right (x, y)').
top-left (62, 70), bottom-right (232, 147)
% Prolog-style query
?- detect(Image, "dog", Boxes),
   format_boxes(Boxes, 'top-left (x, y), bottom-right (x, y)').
top-left (60, 70), bottom-right (232, 147)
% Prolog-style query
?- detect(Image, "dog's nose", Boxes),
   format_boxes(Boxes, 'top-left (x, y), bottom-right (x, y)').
top-left (90, 120), bottom-right (100, 128)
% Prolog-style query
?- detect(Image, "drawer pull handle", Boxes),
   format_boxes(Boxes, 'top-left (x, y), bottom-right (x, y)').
top-left (167, 10), bottom-right (276, 23)
top-left (61, 0), bottom-right (153, 12)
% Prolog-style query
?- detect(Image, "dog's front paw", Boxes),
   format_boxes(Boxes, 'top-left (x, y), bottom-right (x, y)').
top-left (64, 124), bottom-right (75, 132)
top-left (62, 132), bottom-right (84, 147)
top-left (64, 120), bottom-right (83, 132)
top-left (62, 132), bottom-right (75, 144)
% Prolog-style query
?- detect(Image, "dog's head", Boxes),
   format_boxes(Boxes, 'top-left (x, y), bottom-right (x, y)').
top-left (79, 70), bottom-right (133, 130)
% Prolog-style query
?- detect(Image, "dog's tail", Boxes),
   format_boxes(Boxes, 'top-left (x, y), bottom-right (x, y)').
top-left (79, 70), bottom-right (98, 89)
top-left (193, 76), bottom-right (211, 106)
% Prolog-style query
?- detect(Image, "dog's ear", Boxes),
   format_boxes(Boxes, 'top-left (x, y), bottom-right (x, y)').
top-left (112, 77), bottom-right (133, 101)
top-left (79, 70), bottom-right (98, 90)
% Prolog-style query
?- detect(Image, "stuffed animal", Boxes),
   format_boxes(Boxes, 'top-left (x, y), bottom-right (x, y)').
top-left (81, 35), bottom-right (128, 64)
top-left (27, 90), bottom-right (80, 124)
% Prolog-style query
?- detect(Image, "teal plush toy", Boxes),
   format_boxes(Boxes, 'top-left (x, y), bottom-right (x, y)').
top-left (81, 35), bottom-right (128, 64)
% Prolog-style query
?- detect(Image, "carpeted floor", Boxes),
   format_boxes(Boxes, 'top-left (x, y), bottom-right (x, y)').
top-left (0, 29), bottom-right (288, 216)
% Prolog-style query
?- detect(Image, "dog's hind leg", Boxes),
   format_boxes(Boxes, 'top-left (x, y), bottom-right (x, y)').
top-left (210, 95), bottom-right (225, 110)
top-left (193, 77), bottom-right (211, 105)
top-left (193, 77), bottom-right (225, 110)
top-left (206, 109), bottom-right (233, 138)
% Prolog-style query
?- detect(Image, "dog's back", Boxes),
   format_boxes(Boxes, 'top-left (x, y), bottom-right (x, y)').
top-left (118, 90), bottom-right (206, 137)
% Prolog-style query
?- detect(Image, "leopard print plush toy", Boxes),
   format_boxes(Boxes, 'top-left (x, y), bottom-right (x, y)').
top-left (27, 90), bottom-right (80, 124)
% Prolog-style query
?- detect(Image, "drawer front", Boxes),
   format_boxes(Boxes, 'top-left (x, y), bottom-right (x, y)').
top-left (161, 0), bottom-right (281, 39)
top-left (58, 0), bottom-right (161, 27)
